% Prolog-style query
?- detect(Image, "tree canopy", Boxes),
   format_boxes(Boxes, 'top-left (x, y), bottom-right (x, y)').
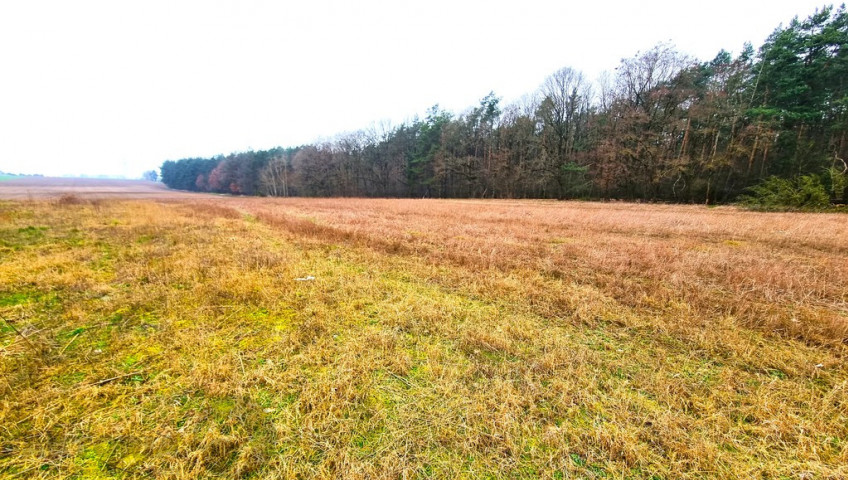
top-left (161, 6), bottom-right (848, 205)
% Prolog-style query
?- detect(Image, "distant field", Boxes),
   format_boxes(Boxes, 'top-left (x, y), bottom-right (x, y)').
top-left (1, 181), bottom-right (846, 478)
top-left (0, 177), bottom-right (198, 200)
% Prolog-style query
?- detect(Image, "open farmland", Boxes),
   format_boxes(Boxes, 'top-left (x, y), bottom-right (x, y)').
top-left (1, 183), bottom-right (847, 478)
top-left (0, 177), bottom-right (199, 200)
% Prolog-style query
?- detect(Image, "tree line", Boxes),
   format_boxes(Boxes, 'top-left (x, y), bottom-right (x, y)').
top-left (161, 6), bottom-right (848, 205)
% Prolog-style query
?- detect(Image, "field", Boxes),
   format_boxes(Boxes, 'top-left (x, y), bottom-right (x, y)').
top-left (0, 178), bottom-right (198, 200)
top-left (1, 180), bottom-right (847, 479)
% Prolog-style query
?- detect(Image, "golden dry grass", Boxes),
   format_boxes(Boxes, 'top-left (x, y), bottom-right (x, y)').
top-left (1, 197), bottom-right (846, 479)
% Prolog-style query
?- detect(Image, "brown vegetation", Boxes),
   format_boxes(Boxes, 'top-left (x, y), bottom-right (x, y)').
top-left (231, 197), bottom-right (848, 347)
top-left (1, 194), bottom-right (846, 478)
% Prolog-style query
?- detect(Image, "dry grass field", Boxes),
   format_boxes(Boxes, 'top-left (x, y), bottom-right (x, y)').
top-left (1, 183), bottom-right (847, 478)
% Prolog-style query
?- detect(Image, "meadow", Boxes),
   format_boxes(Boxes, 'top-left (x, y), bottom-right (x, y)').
top-left (1, 191), bottom-right (846, 479)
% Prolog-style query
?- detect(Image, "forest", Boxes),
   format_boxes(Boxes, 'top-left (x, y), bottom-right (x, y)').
top-left (161, 6), bottom-right (848, 206)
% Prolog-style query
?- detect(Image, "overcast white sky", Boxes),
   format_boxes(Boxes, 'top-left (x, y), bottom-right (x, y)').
top-left (0, 1), bottom-right (832, 177)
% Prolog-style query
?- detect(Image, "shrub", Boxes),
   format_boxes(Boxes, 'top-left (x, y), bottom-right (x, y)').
top-left (739, 174), bottom-right (831, 210)
top-left (828, 167), bottom-right (847, 204)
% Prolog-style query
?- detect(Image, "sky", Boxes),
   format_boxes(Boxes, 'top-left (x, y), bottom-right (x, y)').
top-left (0, 0), bottom-right (833, 178)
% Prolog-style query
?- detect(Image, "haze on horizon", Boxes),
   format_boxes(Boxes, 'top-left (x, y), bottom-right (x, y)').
top-left (0, 0), bottom-right (831, 178)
